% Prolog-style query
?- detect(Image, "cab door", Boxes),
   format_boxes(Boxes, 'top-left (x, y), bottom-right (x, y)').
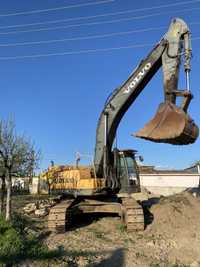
top-left (117, 152), bottom-right (140, 193)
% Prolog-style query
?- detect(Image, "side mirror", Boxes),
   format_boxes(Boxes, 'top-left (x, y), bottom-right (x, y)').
top-left (139, 156), bottom-right (144, 162)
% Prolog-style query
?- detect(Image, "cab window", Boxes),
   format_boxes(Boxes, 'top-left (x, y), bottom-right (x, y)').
top-left (118, 156), bottom-right (126, 177)
top-left (126, 156), bottom-right (137, 179)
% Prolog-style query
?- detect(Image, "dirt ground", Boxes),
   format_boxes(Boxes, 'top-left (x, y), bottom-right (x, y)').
top-left (16, 191), bottom-right (200, 267)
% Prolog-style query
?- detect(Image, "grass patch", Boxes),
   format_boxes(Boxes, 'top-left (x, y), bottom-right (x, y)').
top-left (0, 214), bottom-right (62, 266)
top-left (116, 223), bottom-right (126, 233)
top-left (88, 228), bottom-right (112, 242)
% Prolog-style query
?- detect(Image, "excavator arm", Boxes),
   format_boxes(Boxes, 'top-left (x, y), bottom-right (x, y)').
top-left (94, 18), bottom-right (198, 178)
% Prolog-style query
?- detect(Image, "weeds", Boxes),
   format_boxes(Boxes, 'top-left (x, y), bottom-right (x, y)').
top-left (89, 228), bottom-right (112, 242)
top-left (116, 223), bottom-right (126, 233)
top-left (0, 214), bottom-right (62, 265)
top-left (124, 237), bottom-right (136, 246)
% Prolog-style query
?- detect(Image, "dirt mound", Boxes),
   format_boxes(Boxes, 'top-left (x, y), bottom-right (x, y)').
top-left (149, 192), bottom-right (200, 232)
top-left (145, 192), bottom-right (200, 264)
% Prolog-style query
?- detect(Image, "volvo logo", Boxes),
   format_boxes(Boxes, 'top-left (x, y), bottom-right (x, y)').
top-left (124, 62), bottom-right (152, 94)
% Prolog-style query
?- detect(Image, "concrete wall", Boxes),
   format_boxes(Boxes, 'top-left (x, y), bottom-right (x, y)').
top-left (140, 173), bottom-right (200, 196)
top-left (29, 177), bottom-right (40, 194)
top-left (0, 177), bottom-right (29, 190)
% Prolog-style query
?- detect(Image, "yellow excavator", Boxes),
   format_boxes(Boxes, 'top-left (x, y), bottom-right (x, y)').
top-left (40, 18), bottom-right (198, 232)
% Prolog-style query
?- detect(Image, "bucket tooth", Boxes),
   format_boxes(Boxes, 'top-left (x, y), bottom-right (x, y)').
top-left (134, 102), bottom-right (199, 145)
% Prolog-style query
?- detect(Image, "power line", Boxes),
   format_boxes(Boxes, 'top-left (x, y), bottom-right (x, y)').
top-left (0, 6), bottom-right (200, 35)
top-left (0, 26), bottom-right (166, 47)
top-left (0, 0), bottom-right (199, 30)
top-left (0, 43), bottom-right (154, 60)
top-left (190, 22), bottom-right (200, 26)
top-left (0, 0), bottom-right (114, 17)
top-left (0, 37), bottom-right (200, 60)
top-left (192, 36), bottom-right (200, 40)
top-left (3, 21), bottom-right (200, 48)
top-left (2, 20), bottom-right (199, 49)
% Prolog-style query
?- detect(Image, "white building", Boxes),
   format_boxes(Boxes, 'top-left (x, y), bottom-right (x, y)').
top-left (140, 164), bottom-right (200, 196)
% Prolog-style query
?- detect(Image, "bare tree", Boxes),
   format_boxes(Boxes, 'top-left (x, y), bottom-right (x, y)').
top-left (0, 160), bottom-right (6, 215)
top-left (0, 119), bottom-right (40, 220)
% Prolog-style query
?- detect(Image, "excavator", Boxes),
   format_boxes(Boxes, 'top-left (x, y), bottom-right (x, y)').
top-left (40, 18), bottom-right (198, 232)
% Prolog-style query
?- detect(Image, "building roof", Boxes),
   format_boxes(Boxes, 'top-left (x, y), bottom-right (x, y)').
top-left (139, 164), bottom-right (200, 174)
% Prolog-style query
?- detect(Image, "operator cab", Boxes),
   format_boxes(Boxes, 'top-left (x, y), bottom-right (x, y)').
top-left (116, 149), bottom-right (141, 193)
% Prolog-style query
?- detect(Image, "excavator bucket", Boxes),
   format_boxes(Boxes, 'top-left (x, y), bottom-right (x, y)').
top-left (134, 102), bottom-right (199, 145)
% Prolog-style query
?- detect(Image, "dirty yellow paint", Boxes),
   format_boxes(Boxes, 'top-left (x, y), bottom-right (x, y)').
top-left (39, 165), bottom-right (105, 192)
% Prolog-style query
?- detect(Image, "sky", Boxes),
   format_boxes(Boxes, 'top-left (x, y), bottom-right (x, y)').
top-left (0, 0), bottom-right (200, 172)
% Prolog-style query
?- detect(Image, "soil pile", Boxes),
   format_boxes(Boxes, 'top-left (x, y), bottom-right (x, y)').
top-left (145, 192), bottom-right (200, 265)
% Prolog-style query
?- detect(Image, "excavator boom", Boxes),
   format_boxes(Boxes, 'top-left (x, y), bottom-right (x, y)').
top-left (94, 18), bottom-right (198, 178)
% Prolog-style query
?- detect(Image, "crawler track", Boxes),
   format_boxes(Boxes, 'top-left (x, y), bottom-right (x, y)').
top-left (47, 196), bottom-right (144, 233)
top-left (48, 199), bottom-right (75, 233)
top-left (122, 197), bottom-right (144, 231)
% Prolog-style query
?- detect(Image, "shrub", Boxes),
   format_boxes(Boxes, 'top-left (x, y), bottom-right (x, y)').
top-left (0, 215), bottom-right (62, 265)
top-left (0, 216), bottom-right (24, 262)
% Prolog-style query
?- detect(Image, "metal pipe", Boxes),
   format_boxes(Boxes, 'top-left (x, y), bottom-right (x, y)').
top-left (104, 112), bottom-right (108, 147)
top-left (186, 70), bottom-right (190, 91)
top-left (197, 164), bottom-right (200, 188)
top-left (184, 32), bottom-right (192, 92)
top-left (103, 113), bottom-right (109, 180)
